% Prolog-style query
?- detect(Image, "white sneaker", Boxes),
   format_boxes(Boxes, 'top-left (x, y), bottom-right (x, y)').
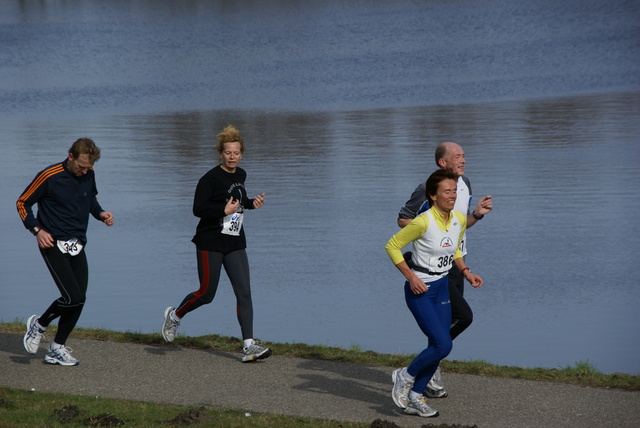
top-left (23, 315), bottom-right (46, 354)
top-left (162, 307), bottom-right (180, 342)
top-left (391, 368), bottom-right (413, 409)
top-left (44, 346), bottom-right (79, 366)
top-left (424, 385), bottom-right (448, 398)
top-left (405, 395), bottom-right (439, 418)
top-left (429, 364), bottom-right (444, 390)
top-left (425, 364), bottom-right (447, 397)
top-left (241, 340), bottom-right (272, 363)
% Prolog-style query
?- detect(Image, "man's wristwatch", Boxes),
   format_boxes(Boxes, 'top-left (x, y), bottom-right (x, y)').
top-left (31, 226), bottom-right (41, 236)
top-left (472, 211), bottom-right (484, 220)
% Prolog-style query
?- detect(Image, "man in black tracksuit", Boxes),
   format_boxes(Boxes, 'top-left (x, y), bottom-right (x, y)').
top-left (17, 138), bottom-right (114, 366)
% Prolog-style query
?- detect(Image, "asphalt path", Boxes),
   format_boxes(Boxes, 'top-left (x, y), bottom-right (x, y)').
top-left (1, 332), bottom-right (638, 428)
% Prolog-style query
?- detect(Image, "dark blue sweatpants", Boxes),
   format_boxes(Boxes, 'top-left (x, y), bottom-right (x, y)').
top-left (405, 275), bottom-right (453, 393)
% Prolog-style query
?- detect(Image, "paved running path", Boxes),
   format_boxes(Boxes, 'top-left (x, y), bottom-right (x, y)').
top-left (1, 333), bottom-right (638, 428)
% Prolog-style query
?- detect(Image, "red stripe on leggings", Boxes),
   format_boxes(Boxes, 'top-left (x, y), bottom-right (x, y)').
top-left (176, 250), bottom-right (210, 318)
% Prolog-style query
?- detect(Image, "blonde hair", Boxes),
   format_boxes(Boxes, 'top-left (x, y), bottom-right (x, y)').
top-left (215, 125), bottom-right (244, 155)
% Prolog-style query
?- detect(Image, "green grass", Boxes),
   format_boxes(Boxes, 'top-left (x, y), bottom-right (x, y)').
top-left (0, 387), bottom-right (366, 427)
top-left (1, 320), bottom-right (638, 391)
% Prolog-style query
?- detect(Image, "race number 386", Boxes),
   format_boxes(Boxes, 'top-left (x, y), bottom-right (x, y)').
top-left (437, 254), bottom-right (454, 269)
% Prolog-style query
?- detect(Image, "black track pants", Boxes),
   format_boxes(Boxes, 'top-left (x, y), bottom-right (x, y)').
top-left (38, 245), bottom-right (88, 345)
top-left (448, 264), bottom-right (473, 340)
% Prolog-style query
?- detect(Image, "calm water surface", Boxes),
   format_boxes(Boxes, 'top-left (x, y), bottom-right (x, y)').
top-left (1, 0), bottom-right (639, 374)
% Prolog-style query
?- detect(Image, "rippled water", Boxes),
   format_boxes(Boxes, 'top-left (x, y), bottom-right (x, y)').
top-left (1, 0), bottom-right (639, 374)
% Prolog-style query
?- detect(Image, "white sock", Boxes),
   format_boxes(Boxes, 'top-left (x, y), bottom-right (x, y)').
top-left (170, 310), bottom-right (181, 322)
top-left (409, 390), bottom-right (422, 401)
top-left (403, 368), bottom-right (415, 382)
top-left (50, 342), bottom-right (63, 350)
top-left (243, 339), bottom-right (254, 348)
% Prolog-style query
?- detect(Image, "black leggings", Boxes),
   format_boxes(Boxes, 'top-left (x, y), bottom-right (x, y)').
top-left (176, 248), bottom-right (254, 340)
top-left (38, 245), bottom-right (88, 345)
top-left (448, 264), bottom-right (473, 340)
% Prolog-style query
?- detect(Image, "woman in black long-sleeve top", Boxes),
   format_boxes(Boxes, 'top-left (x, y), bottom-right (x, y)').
top-left (161, 124), bottom-right (271, 363)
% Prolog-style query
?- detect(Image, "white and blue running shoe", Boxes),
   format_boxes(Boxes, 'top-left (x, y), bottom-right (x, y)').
top-left (44, 346), bottom-right (79, 366)
top-left (24, 315), bottom-right (46, 354)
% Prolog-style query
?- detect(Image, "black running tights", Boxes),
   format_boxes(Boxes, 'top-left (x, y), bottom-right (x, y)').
top-left (448, 264), bottom-right (473, 340)
top-left (176, 248), bottom-right (254, 340)
top-left (38, 245), bottom-right (88, 345)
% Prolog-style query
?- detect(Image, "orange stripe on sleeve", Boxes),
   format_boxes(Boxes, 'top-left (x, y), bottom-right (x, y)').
top-left (16, 164), bottom-right (64, 220)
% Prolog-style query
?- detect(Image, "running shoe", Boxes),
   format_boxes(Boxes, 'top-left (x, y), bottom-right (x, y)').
top-left (241, 340), bottom-right (272, 363)
top-left (429, 365), bottom-right (444, 390)
top-left (44, 346), bottom-right (79, 366)
top-left (23, 315), bottom-right (46, 354)
top-left (425, 365), bottom-right (447, 397)
top-left (391, 368), bottom-right (413, 409)
top-left (162, 306), bottom-right (180, 342)
top-left (424, 385), bottom-right (448, 398)
top-left (405, 395), bottom-right (439, 418)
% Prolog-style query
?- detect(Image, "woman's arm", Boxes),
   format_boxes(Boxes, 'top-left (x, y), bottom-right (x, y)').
top-left (192, 177), bottom-right (226, 219)
top-left (385, 215), bottom-right (431, 294)
top-left (453, 257), bottom-right (483, 288)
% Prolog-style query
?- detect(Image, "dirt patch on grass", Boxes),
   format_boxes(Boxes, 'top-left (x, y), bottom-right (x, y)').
top-left (52, 405), bottom-right (82, 423)
top-left (51, 405), bottom-right (125, 426)
top-left (168, 407), bottom-right (213, 425)
top-left (50, 404), bottom-right (213, 426)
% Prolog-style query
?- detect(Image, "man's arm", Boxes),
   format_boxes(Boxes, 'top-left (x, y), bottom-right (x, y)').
top-left (466, 195), bottom-right (492, 228)
top-left (17, 166), bottom-right (58, 248)
top-left (397, 182), bottom-right (426, 228)
top-left (17, 165), bottom-right (61, 232)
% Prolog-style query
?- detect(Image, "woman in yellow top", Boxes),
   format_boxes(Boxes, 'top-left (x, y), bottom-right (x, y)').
top-left (385, 169), bottom-right (483, 418)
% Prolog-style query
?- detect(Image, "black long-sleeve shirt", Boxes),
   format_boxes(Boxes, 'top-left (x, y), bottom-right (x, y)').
top-left (191, 165), bottom-right (256, 253)
top-left (17, 159), bottom-right (104, 245)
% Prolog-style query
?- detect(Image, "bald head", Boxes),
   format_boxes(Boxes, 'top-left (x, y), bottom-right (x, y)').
top-left (435, 141), bottom-right (465, 177)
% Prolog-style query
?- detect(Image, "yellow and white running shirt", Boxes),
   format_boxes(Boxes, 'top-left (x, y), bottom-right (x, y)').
top-left (386, 207), bottom-right (467, 283)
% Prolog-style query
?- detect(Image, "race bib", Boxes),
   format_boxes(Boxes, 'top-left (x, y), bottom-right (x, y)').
top-left (57, 238), bottom-right (83, 256)
top-left (221, 211), bottom-right (244, 236)
top-left (428, 253), bottom-right (455, 272)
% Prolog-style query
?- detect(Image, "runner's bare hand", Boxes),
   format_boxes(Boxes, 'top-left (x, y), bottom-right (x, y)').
top-left (100, 211), bottom-right (114, 226)
top-left (225, 197), bottom-right (240, 215)
top-left (36, 229), bottom-right (54, 249)
top-left (252, 193), bottom-right (266, 209)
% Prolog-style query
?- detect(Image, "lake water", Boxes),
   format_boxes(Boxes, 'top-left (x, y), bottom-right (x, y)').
top-left (1, 0), bottom-right (639, 375)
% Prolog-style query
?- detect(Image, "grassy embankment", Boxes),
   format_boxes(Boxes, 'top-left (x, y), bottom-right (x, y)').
top-left (1, 321), bottom-right (638, 427)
